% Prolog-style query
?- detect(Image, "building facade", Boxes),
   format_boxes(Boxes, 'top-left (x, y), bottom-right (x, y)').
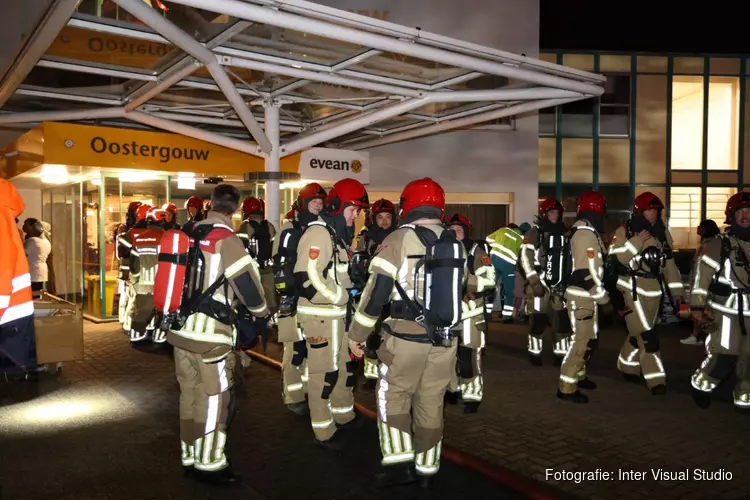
top-left (538, 51), bottom-right (749, 248)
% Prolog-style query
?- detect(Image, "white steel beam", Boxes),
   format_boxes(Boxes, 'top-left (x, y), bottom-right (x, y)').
top-left (281, 97), bottom-right (430, 156)
top-left (126, 110), bottom-right (263, 157)
top-left (0, 107), bottom-right (126, 125)
top-left (37, 59), bottom-right (158, 81)
top-left (126, 60), bottom-right (203, 110)
top-left (223, 55), bottom-right (424, 98)
top-left (0, 0), bottom-right (81, 107)
top-left (429, 87), bottom-right (584, 103)
top-left (167, 0), bottom-right (605, 95)
top-left (264, 105), bottom-right (281, 229)
top-left (149, 110), bottom-right (303, 133)
top-left (14, 87), bottom-right (122, 106)
top-left (348, 97), bottom-right (583, 150)
top-left (111, 0), bottom-right (272, 152)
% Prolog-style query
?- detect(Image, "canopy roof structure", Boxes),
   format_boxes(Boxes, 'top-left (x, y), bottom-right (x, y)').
top-left (0, 0), bottom-right (605, 156)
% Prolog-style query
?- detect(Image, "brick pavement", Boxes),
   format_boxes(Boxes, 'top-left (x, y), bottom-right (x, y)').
top-left (0, 323), bottom-right (513, 500)
top-left (257, 318), bottom-right (750, 500)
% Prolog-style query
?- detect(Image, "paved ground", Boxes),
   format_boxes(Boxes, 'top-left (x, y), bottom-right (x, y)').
top-left (255, 315), bottom-right (750, 500)
top-left (0, 324), bottom-right (514, 500)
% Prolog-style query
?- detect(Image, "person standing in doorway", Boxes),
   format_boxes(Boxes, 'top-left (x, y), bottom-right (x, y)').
top-left (22, 219), bottom-right (52, 292)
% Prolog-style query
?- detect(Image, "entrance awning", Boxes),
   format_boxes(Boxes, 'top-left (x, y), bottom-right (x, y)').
top-left (0, 0), bottom-right (604, 153)
top-left (0, 0), bottom-right (605, 223)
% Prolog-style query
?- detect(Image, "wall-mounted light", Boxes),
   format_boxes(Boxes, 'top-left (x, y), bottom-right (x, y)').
top-left (176, 172), bottom-right (196, 191)
top-left (40, 164), bottom-right (69, 184)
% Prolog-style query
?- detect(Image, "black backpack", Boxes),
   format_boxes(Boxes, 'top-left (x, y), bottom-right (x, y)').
top-left (246, 220), bottom-right (273, 265)
top-left (273, 221), bottom-right (303, 297)
top-left (394, 225), bottom-right (465, 347)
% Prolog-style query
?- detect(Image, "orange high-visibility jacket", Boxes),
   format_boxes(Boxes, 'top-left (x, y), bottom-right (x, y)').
top-left (0, 179), bottom-right (33, 325)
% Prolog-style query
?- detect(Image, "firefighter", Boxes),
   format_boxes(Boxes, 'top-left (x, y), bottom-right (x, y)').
top-left (120, 204), bottom-right (151, 334)
top-left (611, 192), bottom-right (684, 395)
top-left (689, 192), bottom-right (750, 411)
top-left (116, 201), bottom-right (141, 328)
top-left (168, 184), bottom-right (269, 484)
top-left (162, 202), bottom-right (180, 230)
top-left (520, 197), bottom-right (572, 367)
top-left (357, 199), bottom-right (398, 389)
top-left (238, 197), bottom-right (277, 310)
top-left (182, 196), bottom-right (205, 237)
top-left (487, 222), bottom-right (531, 322)
top-left (127, 206), bottom-right (166, 344)
top-left (349, 178), bottom-right (474, 487)
top-left (294, 178), bottom-right (369, 449)
top-left (0, 180), bottom-right (36, 375)
top-left (446, 213), bottom-right (496, 413)
top-left (273, 182), bottom-right (327, 416)
top-left (558, 191), bottom-right (609, 404)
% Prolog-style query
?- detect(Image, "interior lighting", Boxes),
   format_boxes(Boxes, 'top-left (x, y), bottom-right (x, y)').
top-left (40, 164), bottom-right (69, 184)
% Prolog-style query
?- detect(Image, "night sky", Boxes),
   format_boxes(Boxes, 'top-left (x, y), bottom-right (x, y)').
top-left (540, 1), bottom-right (750, 54)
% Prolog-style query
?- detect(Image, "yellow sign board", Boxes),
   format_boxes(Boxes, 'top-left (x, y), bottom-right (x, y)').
top-left (42, 122), bottom-right (300, 175)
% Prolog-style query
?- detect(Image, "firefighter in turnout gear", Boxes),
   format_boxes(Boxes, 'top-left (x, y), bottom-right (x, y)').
top-left (168, 184), bottom-right (269, 484)
top-left (119, 204), bottom-right (151, 334)
top-left (521, 197), bottom-right (572, 367)
top-left (238, 197), bottom-right (277, 310)
top-left (273, 183), bottom-right (327, 416)
top-left (182, 196), bottom-right (205, 237)
top-left (162, 202), bottom-right (180, 230)
top-left (294, 178), bottom-right (369, 448)
top-left (127, 207), bottom-right (166, 344)
top-left (446, 213), bottom-right (496, 413)
top-left (558, 191), bottom-right (609, 404)
top-left (116, 201), bottom-right (141, 328)
top-left (357, 199), bottom-right (398, 388)
top-left (349, 178), bottom-right (473, 487)
top-left (611, 192), bottom-right (684, 395)
top-left (690, 192), bottom-right (750, 411)
top-left (487, 223), bottom-right (530, 321)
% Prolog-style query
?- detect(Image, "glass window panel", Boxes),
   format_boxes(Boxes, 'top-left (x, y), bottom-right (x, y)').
top-left (23, 66), bottom-right (128, 96)
top-left (707, 77), bottom-right (740, 170)
top-left (349, 53), bottom-right (469, 85)
top-left (226, 25), bottom-right (363, 66)
top-left (561, 100), bottom-right (594, 137)
top-left (669, 187), bottom-right (702, 248)
top-left (47, 24), bottom-right (180, 70)
top-left (671, 76), bottom-right (704, 170)
top-left (601, 75), bottom-right (631, 106)
top-left (75, 2), bottom-right (236, 43)
top-left (539, 107), bottom-right (555, 136)
top-left (600, 106), bottom-right (629, 136)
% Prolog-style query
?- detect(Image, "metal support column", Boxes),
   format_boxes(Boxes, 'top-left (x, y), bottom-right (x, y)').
top-left (265, 103), bottom-right (281, 230)
top-left (555, 52), bottom-right (564, 201)
top-left (628, 55), bottom-right (637, 206)
top-left (701, 58), bottom-right (710, 221)
top-left (739, 57), bottom-right (746, 191)
top-left (592, 53), bottom-right (601, 189)
top-left (665, 56), bottom-right (674, 218)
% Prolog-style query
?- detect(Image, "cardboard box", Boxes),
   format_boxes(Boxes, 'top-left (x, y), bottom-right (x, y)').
top-left (33, 299), bottom-right (84, 364)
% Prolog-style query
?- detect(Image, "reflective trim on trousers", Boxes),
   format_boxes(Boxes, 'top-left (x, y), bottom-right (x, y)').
top-left (460, 375), bottom-right (483, 402)
top-left (181, 441), bottom-right (195, 466)
top-left (528, 335), bottom-right (542, 355)
top-left (415, 440), bottom-right (443, 476)
top-left (364, 357), bottom-right (379, 379)
top-left (379, 420), bottom-right (415, 466)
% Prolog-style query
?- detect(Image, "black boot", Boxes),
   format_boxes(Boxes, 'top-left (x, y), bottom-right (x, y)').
top-left (314, 431), bottom-right (346, 451)
top-left (557, 389), bottom-right (589, 403)
top-left (692, 388), bottom-right (711, 409)
top-left (651, 384), bottom-right (667, 395)
top-left (622, 372), bottom-right (641, 384)
top-left (528, 354), bottom-right (543, 366)
top-left (553, 356), bottom-right (563, 367)
top-left (286, 401), bottom-right (309, 416)
top-left (463, 402), bottom-right (481, 414)
top-left (376, 463), bottom-right (418, 488)
top-left (183, 466), bottom-right (195, 478)
top-left (418, 474), bottom-right (435, 490)
top-left (577, 378), bottom-right (597, 390)
top-left (195, 467), bottom-right (241, 485)
top-left (337, 413), bottom-right (365, 431)
top-left (444, 391), bottom-right (460, 405)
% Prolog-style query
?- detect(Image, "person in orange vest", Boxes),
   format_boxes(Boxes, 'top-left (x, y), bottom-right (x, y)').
top-left (0, 179), bottom-right (36, 375)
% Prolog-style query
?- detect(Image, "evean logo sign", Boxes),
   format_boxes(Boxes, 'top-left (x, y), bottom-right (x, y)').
top-left (90, 136), bottom-right (210, 163)
top-left (309, 158), bottom-right (362, 172)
